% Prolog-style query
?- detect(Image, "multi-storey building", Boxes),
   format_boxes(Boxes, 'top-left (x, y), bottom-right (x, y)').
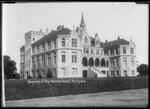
top-left (103, 37), bottom-right (137, 77)
top-left (20, 14), bottom-right (138, 79)
top-left (23, 30), bottom-right (45, 79)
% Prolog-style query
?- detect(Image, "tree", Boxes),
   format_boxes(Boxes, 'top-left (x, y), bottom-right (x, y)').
top-left (38, 74), bottom-right (42, 79)
top-left (137, 64), bottom-right (148, 76)
top-left (4, 55), bottom-right (17, 79)
top-left (13, 73), bottom-right (20, 79)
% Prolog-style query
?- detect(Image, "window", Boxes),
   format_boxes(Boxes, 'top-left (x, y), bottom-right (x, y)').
top-left (42, 55), bottom-right (45, 66)
top-left (72, 39), bottom-right (74, 47)
top-left (84, 37), bottom-right (88, 43)
top-left (124, 70), bottom-right (127, 76)
top-left (35, 57), bottom-right (37, 68)
top-left (61, 51), bottom-right (66, 63)
top-left (37, 56), bottom-right (39, 67)
top-left (96, 40), bottom-right (99, 45)
top-left (116, 48), bottom-right (118, 55)
top-left (72, 52), bottom-right (77, 63)
top-left (83, 48), bottom-right (86, 53)
top-left (47, 54), bottom-right (51, 65)
top-left (42, 44), bottom-right (45, 52)
top-left (116, 71), bottom-right (119, 76)
top-left (96, 49), bottom-right (99, 55)
top-left (116, 58), bottom-right (119, 68)
top-left (32, 47), bottom-right (35, 55)
top-left (123, 47), bottom-right (126, 54)
top-left (48, 41), bottom-right (51, 50)
top-left (91, 49), bottom-right (94, 54)
top-left (75, 39), bottom-right (77, 47)
top-left (130, 47), bottom-right (134, 54)
top-left (86, 48), bottom-right (89, 54)
top-left (54, 68), bottom-right (57, 77)
top-left (37, 45), bottom-right (39, 53)
top-left (110, 49), bottom-right (114, 56)
top-left (111, 71), bottom-right (115, 77)
top-left (62, 38), bottom-right (65, 47)
top-left (72, 38), bottom-right (77, 47)
top-left (104, 50), bottom-right (108, 55)
top-left (72, 68), bottom-right (77, 76)
top-left (111, 59), bottom-right (114, 68)
top-left (123, 58), bottom-right (127, 67)
top-left (54, 52), bottom-right (56, 64)
top-left (61, 68), bottom-right (66, 77)
top-left (54, 40), bottom-right (56, 48)
top-left (131, 70), bottom-right (135, 76)
top-left (131, 58), bottom-right (134, 67)
top-left (32, 57), bottom-right (35, 68)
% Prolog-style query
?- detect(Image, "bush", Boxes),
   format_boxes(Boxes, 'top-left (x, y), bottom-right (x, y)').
top-left (13, 73), bottom-right (20, 79)
top-left (27, 75), bottom-right (32, 79)
top-left (5, 76), bottom-right (148, 101)
top-left (38, 74), bottom-right (42, 79)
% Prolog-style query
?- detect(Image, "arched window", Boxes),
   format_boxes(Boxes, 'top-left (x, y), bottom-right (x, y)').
top-left (62, 38), bottom-right (65, 47)
top-left (82, 57), bottom-right (88, 66)
top-left (95, 58), bottom-right (100, 67)
top-left (101, 58), bottom-right (105, 67)
top-left (130, 47), bottom-right (134, 54)
top-left (123, 47), bottom-right (126, 54)
top-left (89, 57), bottom-right (94, 67)
top-left (84, 36), bottom-right (88, 43)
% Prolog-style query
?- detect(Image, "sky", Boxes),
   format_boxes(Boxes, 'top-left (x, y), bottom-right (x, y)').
top-left (3, 2), bottom-right (148, 72)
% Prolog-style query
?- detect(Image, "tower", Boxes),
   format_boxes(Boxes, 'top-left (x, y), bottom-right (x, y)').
top-left (80, 12), bottom-right (86, 31)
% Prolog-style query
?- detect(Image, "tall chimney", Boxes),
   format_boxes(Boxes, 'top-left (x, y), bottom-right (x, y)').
top-left (46, 28), bottom-right (48, 35)
top-left (105, 39), bottom-right (107, 43)
top-left (62, 25), bottom-right (64, 29)
top-left (118, 36), bottom-right (120, 40)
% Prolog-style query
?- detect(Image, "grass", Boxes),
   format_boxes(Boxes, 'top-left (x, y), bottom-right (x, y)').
top-left (5, 76), bottom-right (148, 101)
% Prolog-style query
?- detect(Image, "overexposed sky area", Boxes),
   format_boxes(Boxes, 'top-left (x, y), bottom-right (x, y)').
top-left (3, 2), bottom-right (148, 72)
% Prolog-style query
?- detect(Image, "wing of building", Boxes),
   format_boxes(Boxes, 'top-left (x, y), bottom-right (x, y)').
top-left (20, 13), bottom-right (138, 79)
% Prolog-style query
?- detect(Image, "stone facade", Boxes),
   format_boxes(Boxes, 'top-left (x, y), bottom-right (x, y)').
top-left (20, 14), bottom-right (138, 79)
top-left (20, 46), bottom-right (25, 79)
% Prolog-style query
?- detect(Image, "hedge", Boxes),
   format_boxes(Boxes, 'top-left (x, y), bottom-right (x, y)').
top-left (5, 76), bottom-right (148, 101)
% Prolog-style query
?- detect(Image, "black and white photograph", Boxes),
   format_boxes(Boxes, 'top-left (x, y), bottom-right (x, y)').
top-left (2, 2), bottom-right (148, 107)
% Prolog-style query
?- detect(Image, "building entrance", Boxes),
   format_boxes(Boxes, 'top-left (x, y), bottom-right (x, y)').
top-left (83, 70), bottom-right (87, 77)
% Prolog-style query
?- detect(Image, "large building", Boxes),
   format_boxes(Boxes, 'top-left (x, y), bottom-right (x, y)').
top-left (20, 14), bottom-right (138, 79)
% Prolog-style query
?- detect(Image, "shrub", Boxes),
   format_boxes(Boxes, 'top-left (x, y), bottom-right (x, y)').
top-left (13, 73), bottom-right (20, 79)
top-left (5, 76), bottom-right (148, 101)
top-left (38, 74), bottom-right (42, 79)
top-left (27, 75), bottom-right (32, 79)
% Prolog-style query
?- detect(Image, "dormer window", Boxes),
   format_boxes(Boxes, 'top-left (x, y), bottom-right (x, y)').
top-left (84, 36), bottom-right (88, 43)
top-left (96, 40), bottom-right (99, 45)
top-left (130, 47), bottom-right (134, 54)
top-left (62, 38), bottom-right (65, 47)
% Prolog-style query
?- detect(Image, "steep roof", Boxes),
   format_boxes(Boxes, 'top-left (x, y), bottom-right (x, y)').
top-left (32, 28), bottom-right (71, 46)
top-left (103, 39), bottom-right (129, 49)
